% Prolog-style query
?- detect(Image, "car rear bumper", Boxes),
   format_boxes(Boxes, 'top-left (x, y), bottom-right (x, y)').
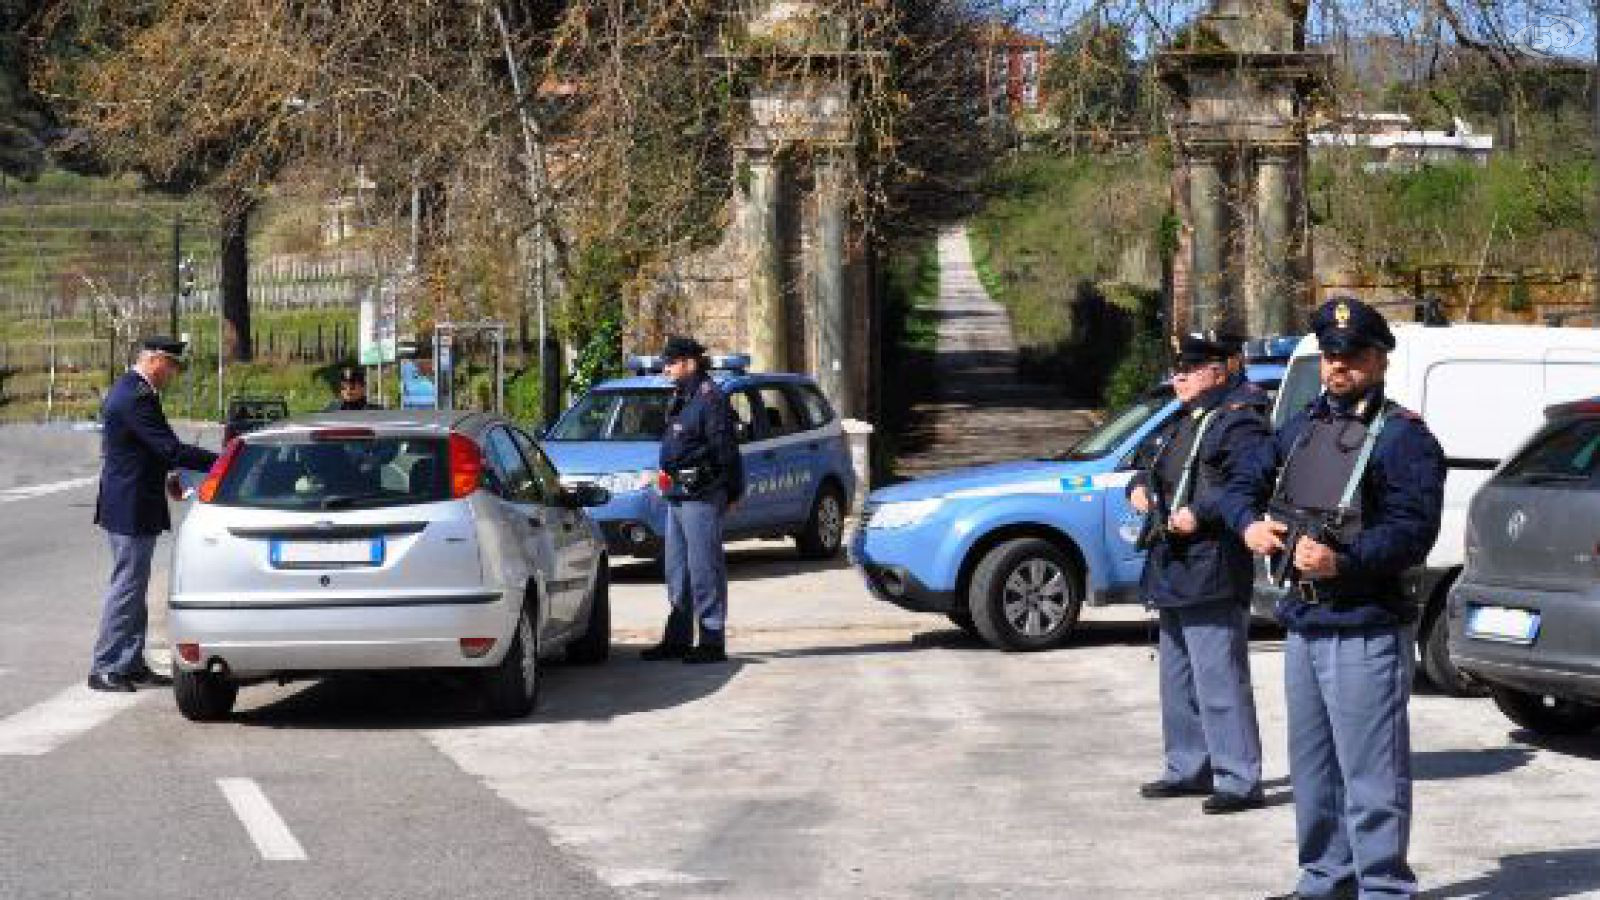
top-left (168, 590), bottom-right (516, 676)
top-left (1449, 578), bottom-right (1600, 704)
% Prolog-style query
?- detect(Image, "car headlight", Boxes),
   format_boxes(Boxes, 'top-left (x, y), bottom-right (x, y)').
top-left (589, 470), bottom-right (657, 495)
top-left (867, 498), bottom-right (943, 530)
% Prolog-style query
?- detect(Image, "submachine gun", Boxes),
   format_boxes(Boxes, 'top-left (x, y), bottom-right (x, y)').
top-left (1134, 409), bottom-right (1220, 552)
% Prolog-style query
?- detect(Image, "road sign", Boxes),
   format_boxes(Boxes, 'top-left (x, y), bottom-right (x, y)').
top-left (359, 284), bottom-right (398, 365)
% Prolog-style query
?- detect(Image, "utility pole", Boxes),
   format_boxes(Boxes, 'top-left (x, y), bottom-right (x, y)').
top-left (171, 213), bottom-right (182, 337)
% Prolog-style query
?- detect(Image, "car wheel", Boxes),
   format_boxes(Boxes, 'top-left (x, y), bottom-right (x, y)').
top-left (1489, 686), bottom-right (1600, 736)
top-left (795, 484), bottom-right (847, 559)
top-left (566, 561), bottom-right (611, 665)
top-left (174, 669), bottom-right (238, 722)
top-left (968, 538), bottom-right (1083, 652)
top-left (1420, 608), bottom-right (1485, 697)
top-left (483, 602), bottom-right (541, 719)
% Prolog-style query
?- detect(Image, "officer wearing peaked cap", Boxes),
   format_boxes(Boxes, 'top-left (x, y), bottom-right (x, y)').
top-left (1129, 333), bottom-right (1270, 814)
top-left (642, 335), bottom-right (745, 664)
top-left (1218, 298), bottom-right (1446, 899)
top-left (90, 337), bottom-right (219, 693)
top-left (325, 365), bottom-right (381, 411)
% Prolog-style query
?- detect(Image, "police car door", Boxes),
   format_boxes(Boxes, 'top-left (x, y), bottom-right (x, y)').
top-left (725, 388), bottom-right (766, 533)
top-left (735, 387), bottom-right (786, 530)
top-left (510, 426), bottom-right (595, 632)
top-left (753, 385), bottom-right (811, 526)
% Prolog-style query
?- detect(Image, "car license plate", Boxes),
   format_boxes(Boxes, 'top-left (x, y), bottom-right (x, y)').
top-left (270, 537), bottom-right (384, 568)
top-left (1466, 605), bottom-right (1540, 644)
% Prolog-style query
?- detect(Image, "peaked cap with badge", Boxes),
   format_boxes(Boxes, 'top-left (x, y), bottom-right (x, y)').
top-left (1311, 297), bottom-right (1396, 353)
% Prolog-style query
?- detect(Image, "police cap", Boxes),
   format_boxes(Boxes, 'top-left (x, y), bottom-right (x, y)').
top-left (661, 335), bottom-right (706, 361)
top-left (140, 335), bottom-right (187, 365)
top-left (1174, 333), bottom-right (1230, 366)
top-left (338, 366), bottom-right (366, 385)
top-left (1209, 331), bottom-right (1248, 357)
top-left (1312, 297), bottom-right (1396, 353)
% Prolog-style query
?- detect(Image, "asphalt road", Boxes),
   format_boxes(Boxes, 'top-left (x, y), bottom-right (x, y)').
top-left (4, 423), bottom-right (1600, 899)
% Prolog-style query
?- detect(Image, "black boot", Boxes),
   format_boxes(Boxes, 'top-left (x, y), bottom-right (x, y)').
top-left (641, 606), bottom-right (692, 661)
top-left (683, 628), bottom-right (727, 664)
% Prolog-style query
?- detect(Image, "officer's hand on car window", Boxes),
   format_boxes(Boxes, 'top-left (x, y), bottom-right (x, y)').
top-left (1293, 536), bottom-right (1339, 579)
top-left (1168, 506), bottom-right (1198, 536)
top-left (1130, 485), bottom-right (1151, 514)
top-left (1244, 519), bottom-right (1287, 555)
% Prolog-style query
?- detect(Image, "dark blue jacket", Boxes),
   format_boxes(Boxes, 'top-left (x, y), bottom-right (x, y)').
top-left (1135, 379), bottom-right (1272, 609)
top-left (659, 372), bottom-right (745, 503)
top-left (1217, 388), bottom-right (1446, 628)
top-left (94, 371), bottom-right (219, 536)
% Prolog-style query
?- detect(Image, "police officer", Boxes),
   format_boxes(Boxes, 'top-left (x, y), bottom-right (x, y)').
top-left (326, 366), bottom-right (380, 411)
top-left (90, 337), bottom-right (219, 692)
top-left (642, 336), bottom-right (745, 664)
top-left (1220, 299), bottom-right (1446, 899)
top-left (1130, 334), bottom-right (1270, 814)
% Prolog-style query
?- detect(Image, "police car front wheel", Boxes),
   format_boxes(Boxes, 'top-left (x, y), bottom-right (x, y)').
top-left (968, 538), bottom-right (1083, 652)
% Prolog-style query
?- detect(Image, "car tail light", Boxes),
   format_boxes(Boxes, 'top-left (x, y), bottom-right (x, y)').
top-left (449, 433), bottom-right (484, 498)
top-left (196, 439), bottom-right (242, 503)
top-left (176, 642), bottom-right (201, 664)
top-left (459, 637), bottom-right (496, 658)
top-left (657, 470), bottom-right (672, 492)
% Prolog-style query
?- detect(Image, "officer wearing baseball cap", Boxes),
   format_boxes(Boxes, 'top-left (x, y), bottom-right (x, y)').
top-left (642, 335), bottom-right (745, 663)
top-left (1129, 333), bottom-right (1270, 814)
top-left (1217, 298), bottom-right (1445, 898)
top-left (325, 365), bottom-right (381, 411)
top-left (90, 336), bottom-right (218, 692)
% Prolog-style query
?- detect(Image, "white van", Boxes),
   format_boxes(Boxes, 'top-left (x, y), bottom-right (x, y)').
top-left (1262, 323), bottom-right (1600, 694)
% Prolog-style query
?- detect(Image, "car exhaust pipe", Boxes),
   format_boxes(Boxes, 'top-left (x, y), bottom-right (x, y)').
top-left (207, 657), bottom-right (230, 677)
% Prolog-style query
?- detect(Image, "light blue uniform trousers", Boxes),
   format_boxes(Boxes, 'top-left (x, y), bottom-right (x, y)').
top-left (1287, 624), bottom-right (1417, 899)
top-left (1158, 600), bottom-right (1264, 796)
top-left (92, 531), bottom-right (158, 676)
top-left (664, 490), bottom-right (728, 634)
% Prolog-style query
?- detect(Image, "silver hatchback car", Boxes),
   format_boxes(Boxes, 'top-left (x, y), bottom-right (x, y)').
top-left (1449, 397), bottom-right (1600, 736)
top-left (168, 410), bottom-right (611, 722)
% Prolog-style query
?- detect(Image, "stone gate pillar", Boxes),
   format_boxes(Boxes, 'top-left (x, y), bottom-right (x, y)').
top-left (1188, 154), bottom-right (1226, 332)
top-left (813, 151), bottom-right (850, 412)
top-left (740, 150), bottom-right (786, 372)
top-left (1248, 151), bottom-right (1294, 336)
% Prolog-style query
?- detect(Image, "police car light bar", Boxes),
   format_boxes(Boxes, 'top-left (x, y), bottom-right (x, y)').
top-left (626, 353), bottom-right (752, 376)
top-left (1242, 335), bottom-right (1303, 364)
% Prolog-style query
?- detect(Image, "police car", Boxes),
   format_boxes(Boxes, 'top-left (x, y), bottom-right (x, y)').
top-left (541, 355), bottom-right (857, 560)
top-left (851, 342), bottom-right (1297, 652)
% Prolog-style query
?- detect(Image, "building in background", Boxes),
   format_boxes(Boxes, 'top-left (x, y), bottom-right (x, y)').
top-left (1310, 112), bottom-right (1494, 171)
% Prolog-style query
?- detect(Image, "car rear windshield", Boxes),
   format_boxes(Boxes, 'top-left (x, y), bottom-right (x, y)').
top-left (212, 436), bottom-right (451, 510)
top-left (548, 389), bottom-right (672, 441)
top-left (1272, 355), bottom-right (1323, 431)
top-left (1498, 418), bottom-right (1600, 487)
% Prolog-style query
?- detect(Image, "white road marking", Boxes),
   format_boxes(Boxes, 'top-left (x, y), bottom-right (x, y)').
top-left (0, 476), bottom-right (97, 504)
top-left (217, 778), bottom-right (308, 861)
top-left (0, 684), bottom-right (147, 756)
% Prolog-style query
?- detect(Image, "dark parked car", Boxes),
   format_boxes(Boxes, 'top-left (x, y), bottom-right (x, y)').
top-left (1448, 397), bottom-right (1600, 735)
top-left (223, 395), bottom-right (289, 443)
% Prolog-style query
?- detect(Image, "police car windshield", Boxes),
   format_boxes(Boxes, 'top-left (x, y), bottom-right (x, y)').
top-left (548, 389), bottom-right (673, 442)
top-left (1272, 355), bottom-right (1324, 430)
top-left (1051, 387), bottom-right (1174, 461)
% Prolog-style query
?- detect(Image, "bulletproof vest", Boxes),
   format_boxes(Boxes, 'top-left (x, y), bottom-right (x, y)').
top-left (1153, 411), bottom-right (1200, 498)
top-left (1274, 413), bottom-right (1372, 533)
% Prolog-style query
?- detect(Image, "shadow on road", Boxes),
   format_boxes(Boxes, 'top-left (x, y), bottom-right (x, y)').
top-left (610, 544), bottom-right (851, 587)
top-left (232, 653), bottom-right (744, 729)
top-left (1413, 747), bottom-right (1536, 781)
top-left (1420, 848), bottom-right (1600, 899)
top-left (1508, 729), bottom-right (1600, 761)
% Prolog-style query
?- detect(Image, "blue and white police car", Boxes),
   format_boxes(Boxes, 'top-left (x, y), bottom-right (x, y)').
top-left (851, 339), bottom-right (1298, 651)
top-left (541, 355), bottom-right (857, 561)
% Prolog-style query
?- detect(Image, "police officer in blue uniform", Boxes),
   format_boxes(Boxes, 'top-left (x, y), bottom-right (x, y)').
top-left (1221, 299), bottom-right (1446, 899)
top-left (1130, 334), bottom-right (1270, 814)
top-left (642, 336), bottom-right (745, 664)
top-left (325, 366), bottom-right (380, 411)
top-left (90, 337), bottom-right (219, 692)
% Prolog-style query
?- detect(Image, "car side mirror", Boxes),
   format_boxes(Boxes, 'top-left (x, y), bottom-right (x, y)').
top-left (563, 483), bottom-right (611, 508)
